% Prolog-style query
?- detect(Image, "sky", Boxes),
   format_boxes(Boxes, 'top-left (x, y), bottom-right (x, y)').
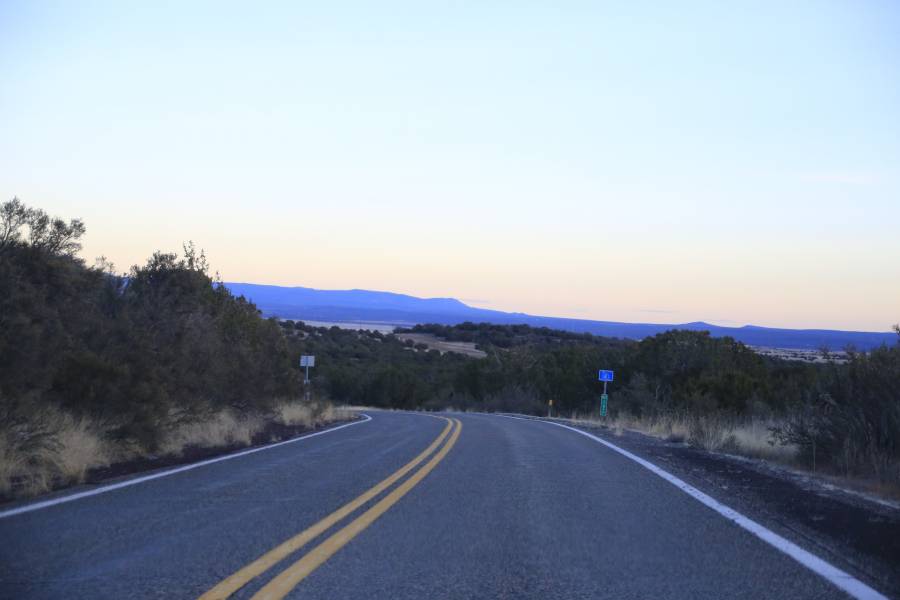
top-left (2, 1), bottom-right (899, 331)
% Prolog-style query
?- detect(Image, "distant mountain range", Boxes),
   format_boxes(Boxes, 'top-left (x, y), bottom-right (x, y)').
top-left (225, 283), bottom-right (896, 351)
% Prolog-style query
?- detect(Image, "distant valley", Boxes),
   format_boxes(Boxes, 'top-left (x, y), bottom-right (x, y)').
top-left (225, 283), bottom-right (896, 351)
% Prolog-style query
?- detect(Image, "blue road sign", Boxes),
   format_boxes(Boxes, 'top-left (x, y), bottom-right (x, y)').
top-left (598, 370), bottom-right (614, 382)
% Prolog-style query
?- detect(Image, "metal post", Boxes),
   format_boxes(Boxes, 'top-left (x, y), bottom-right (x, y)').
top-left (601, 380), bottom-right (609, 417)
top-left (598, 370), bottom-right (612, 418)
top-left (300, 355), bottom-right (315, 404)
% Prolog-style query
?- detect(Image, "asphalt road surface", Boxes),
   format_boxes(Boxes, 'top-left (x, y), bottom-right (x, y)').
top-left (0, 412), bottom-right (890, 599)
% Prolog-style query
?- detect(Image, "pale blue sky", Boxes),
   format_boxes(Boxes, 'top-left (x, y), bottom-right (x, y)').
top-left (2, 1), bottom-right (899, 330)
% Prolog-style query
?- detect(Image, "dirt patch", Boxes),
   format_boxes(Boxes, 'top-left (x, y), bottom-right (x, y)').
top-left (397, 333), bottom-right (487, 358)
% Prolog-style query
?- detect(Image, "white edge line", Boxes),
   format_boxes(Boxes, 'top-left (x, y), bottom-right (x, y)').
top-left (500, 415), bottom-right (887, 600)
top-left (0, 414), bottom-right (373, 520)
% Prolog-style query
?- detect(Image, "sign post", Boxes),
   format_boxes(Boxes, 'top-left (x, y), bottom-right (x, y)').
top-left (598, 370), bottom-right (614, 417)
top-left (300, 355), bottom-right (315, 403)
top-left (300, 355), bottom-right (315, 384)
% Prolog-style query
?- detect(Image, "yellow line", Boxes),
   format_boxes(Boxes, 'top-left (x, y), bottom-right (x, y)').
top-left (199, 417), bottom-right (454, 600)
top-left (251, 418), bottom-right (462, 600)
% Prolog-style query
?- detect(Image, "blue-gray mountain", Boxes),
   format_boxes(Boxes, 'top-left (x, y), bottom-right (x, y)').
top-left (225, 283), bottom-right (896, 351)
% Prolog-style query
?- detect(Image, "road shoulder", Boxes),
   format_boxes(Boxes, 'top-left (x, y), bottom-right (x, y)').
top-left (524, 415), bottom-right (900, 598)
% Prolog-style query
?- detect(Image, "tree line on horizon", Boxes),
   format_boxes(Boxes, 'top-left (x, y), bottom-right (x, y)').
top-left (284, 312), bottom-right (900, 484)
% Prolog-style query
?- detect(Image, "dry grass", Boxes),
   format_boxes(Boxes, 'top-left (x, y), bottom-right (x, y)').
top-left (729, 419), bottom-right (798, 462)
top-left (645, 414), bottom-right (691, 443)
top-left (0, 407), bottom-right (117, 497)
top-left (1, 401), bottom-right (355, 499)
top-left (276, 402), bottom-right (315, 427)
top-left (159, 410), bottom-right (266, 456)
top-left (563, 411), bottom-right (900, 502)
top-left (276, 402), bottom-right (354, 427)
top-left (315, 404), bottom-right (355, 425)
top-left (568, 412), bottom-right (690, 443)
top-left (160, 402), bottom-right (355, 456)
top-left (53, 415), bottom-right (115, 482)
top-left (158, 400), bottom-right (360, 456)
top-left (0, 429), bottom-right (30, 496)
top-left (565, 412), bottom-right (798, 464)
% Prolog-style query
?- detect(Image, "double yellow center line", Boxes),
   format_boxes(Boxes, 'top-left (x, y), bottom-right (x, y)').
top-left (199, 416), bottom-right (462, 600)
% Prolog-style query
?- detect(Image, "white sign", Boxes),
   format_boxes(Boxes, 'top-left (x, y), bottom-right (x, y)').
top-left (300, 355), bottom-right (315, 367)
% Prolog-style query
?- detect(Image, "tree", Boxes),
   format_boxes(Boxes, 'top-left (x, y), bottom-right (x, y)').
top-left (0, 197), bottom-right (86, 257)
top-left (0, 198), bottom-right (28, 253)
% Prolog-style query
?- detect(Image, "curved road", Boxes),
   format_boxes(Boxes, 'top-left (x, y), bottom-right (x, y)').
top-left (0, 412), bottom-right (883, 599)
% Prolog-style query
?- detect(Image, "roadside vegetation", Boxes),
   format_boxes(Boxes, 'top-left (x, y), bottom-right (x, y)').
top-left (3, 198), bottom-right (897, 498)
top-left (0, 199), bottom-right (348, 498)
top-left (285, 321), bottom-right (900, 493)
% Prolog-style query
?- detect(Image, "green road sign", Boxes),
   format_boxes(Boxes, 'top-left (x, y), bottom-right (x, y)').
top-left (600, 393), bottom-right (608, 417)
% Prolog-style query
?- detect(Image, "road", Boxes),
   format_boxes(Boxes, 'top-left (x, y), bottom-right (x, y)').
top-left (0, 411), bottom-right (888, 599)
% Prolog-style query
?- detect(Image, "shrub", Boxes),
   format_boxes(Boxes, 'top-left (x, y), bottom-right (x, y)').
top-left (773, 341), bottom-right (900, 482)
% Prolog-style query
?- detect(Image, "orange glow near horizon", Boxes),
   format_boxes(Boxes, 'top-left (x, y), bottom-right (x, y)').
top-left (64, 200), bottom-right (899, 333)
top-left (3, 2), bottom-right (899, 332)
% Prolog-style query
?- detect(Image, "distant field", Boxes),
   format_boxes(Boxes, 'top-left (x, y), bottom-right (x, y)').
top-left (291, 319), bottom-right (851, 364)
top-left (396, 333), bottom-right (487, 358)
top-left (279, 320), bottom-right (487, 357)
top-left (287, 320), bottom-right (402, 334)
top-left (752, 346), bottom-right (848, 364)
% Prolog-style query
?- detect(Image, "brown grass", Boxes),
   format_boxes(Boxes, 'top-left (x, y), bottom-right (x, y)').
top-left (159, 410), bottom-right (266, 456)
top-left (565, 412), bottom-right (798, 463)
top-left (276, 402), bottom-right (354, 427)
top-left (729, 419), bottom-right (799, 462)
top-left (0, 429), bottom-right (29, 496)
top-left (562, 411), bottom-right (900, 502)
top-left (157, 402), bottom-right (356, 456)
top-left (1, 401), bottom-right (355, 499)
top-left (276, 402), bottom-right (315, 427)
top-left (0, 407), bottom-right (117, 497)
top-left (53, 414), bottom-right (115, 482)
